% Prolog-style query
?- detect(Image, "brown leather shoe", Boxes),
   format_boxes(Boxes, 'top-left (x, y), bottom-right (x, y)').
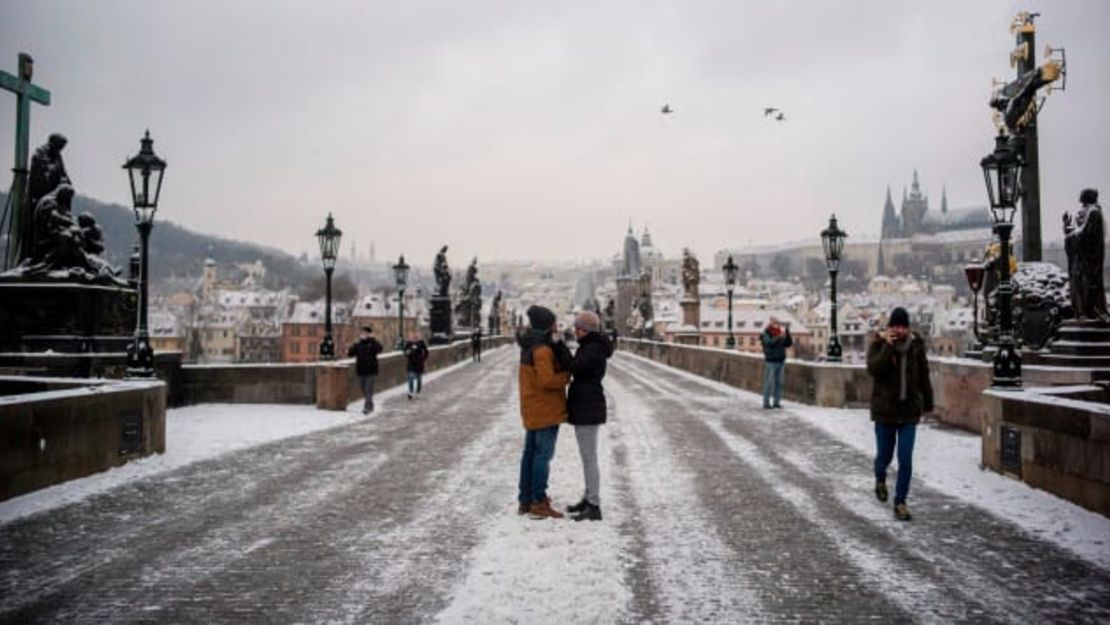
top-left (517, 502), bottom-right (530, 515)
top-left (529, 499), bottom-right (564, 520)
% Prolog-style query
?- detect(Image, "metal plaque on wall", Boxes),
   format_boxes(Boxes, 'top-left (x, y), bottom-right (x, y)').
top-left (120, 412), bottom-right (143, 455)
top-left (1000, 425), bottom-right (1022, 477)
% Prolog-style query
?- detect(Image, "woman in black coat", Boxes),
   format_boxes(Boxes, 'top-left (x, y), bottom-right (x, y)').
top-left (566, 311), bottom-right (613, 521)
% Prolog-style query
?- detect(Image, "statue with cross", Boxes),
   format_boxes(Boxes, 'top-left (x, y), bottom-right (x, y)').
top-left (0, 53), bottom-right (121, 286)
top-left (1, 53), bottom-right (52, 269)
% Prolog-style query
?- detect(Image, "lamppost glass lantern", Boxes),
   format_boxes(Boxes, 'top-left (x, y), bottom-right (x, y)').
top-left (820, 214), bottom-right (847, 272)
top-left (820, 214), bottom-right (847, 362)
top-left (315, 213), bottom-right (342, 359)
top-left (980, 133), bottom-right (1024, 225)
top-left (123, 130), bottom-right (166, 225)
top-left (316, 213), bottom-right (342, 271)
top-left (393, 254), bottom-right (410, 349)
top-left (722, 255), bottom-right (738, 349)
top-left (122, 130), bottom-right (166, 378)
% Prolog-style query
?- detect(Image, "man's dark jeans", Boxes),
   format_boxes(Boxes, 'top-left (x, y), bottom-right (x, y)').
top-left (874, 422), bottom-right (917, 505)
top-left (518, 425), bottom-right (560, 504)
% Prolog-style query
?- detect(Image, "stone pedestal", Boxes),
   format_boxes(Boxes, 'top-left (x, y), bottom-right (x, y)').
top-left (0, 282), bottom-right (137, 353)
top-left (315, 363), bottom-right (350, 411)
top-left (672, 297), bottom-right (701, 345)
top-left (1030, 318), bottom-right (1110, 368)
top-left (429, 294), bottom-right (453, 345)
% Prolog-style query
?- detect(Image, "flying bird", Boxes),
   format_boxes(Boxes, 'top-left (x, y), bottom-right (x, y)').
top-left (775, 112), bottom-right (786, 121)
top-left (763, 107), bottom-right (778, 116)
top-left (661, 104), bottom-right (673, 114)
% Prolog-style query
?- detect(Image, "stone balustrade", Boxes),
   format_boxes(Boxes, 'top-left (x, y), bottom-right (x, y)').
top-left (1, 376), bottom-right (166, 502)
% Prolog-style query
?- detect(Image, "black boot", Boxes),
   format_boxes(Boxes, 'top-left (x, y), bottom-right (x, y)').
top-left (572, 503), bottom-right (602, 522)
top-left (566, 498), bottom-right (589, 514)
top-left (875, 480), bottom-right (888, 503)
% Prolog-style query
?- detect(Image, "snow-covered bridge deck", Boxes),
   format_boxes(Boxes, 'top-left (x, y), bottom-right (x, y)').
top-left (1, 346), bottom-right (1109, 623)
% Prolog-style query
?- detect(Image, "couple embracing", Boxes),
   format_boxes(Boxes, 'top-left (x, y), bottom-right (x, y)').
top-left (516, 305), bottom-right (612, 521)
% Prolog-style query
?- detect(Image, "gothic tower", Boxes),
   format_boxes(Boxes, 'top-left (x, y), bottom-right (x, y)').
top-left (900, 170), bottom-right (929, 236)
top-left (881, 185), bottom-right (900, 239)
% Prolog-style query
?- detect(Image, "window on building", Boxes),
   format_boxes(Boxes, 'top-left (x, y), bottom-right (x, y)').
top-left (292, 326), bottom-right (300, 337)
top-left (223, 330), bottom-right (228, 338)
top-left (291, 342), bottom-right (300, 354)
top-left (309, 343), bottom-right (317, 354)
top-left (309, 326), bottom-right (317, 337)
top-left (713, 336), bottom-right (720, 346)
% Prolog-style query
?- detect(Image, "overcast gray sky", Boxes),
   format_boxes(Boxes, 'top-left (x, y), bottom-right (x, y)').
top-left (2, 1), bottom-right (1107, 265)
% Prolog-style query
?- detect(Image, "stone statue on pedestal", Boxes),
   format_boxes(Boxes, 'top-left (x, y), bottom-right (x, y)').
top-left (487, 290), bottom-right (502, 335)
top-left (454, 257), bottom-right (482, 330)
top-left (1064, 188), bottom-right (1108, 321)
top-left (433, 245), bottom-right (451, 297)
top-left (681, 248), bottom-right (699, 299)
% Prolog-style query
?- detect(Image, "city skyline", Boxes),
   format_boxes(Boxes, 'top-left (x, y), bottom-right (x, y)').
top-left (2, 1), bottom-right (1108, 263)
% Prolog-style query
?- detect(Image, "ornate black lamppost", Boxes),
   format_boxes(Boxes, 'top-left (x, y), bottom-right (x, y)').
top-left (316, 213), bottom-right (342, 360)
top-left (821, 214), bottom-right (847, 362)
top-left (123, 130), bottom-right (166, 377)
top-left (392, 254), bottom-right (410, 350)
top-left (980, 133), bottom-right (1024, 387)
top-left (722, 255), bottom-right (738, 349)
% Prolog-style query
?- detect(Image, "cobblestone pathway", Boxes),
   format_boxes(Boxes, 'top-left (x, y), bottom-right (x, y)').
top-left (1, 348), bottom-right (1108, 624)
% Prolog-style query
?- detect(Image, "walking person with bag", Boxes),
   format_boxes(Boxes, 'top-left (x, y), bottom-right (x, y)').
top-left (347, 325), bottom-right (383, 414)
top-left (566, 311), bottom-right (612, 522)
top-left (866, 307), bottom-right (933, 521)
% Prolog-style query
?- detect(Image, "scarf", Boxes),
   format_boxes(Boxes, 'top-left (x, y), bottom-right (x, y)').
top-left (894, 336), bottom-right (911, 401)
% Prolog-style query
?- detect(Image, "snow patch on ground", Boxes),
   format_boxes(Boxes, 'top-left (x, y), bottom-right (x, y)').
top-left (434, 402), bottom-right (632, 624)
top-left (0, 356), bottom-right (480, 525)
top-left (605, 373), bottom-right (765, 622)
top-left (618, 350), bottom-right (1110, 572)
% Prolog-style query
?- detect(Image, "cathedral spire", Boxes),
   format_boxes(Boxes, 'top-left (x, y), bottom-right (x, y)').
top-left (881, 184), bottom-right (899, 239)
top-left (941, 184), bottom-right (948, 214)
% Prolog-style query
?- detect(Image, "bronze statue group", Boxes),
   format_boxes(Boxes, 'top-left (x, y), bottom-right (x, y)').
top-left (0, 133), bottom-right (121, 285)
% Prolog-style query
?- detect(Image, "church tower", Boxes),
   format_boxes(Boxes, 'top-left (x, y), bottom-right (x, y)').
top-left (881, 185), bottom-right (900, 239)
top-left (900, 170), bottom-right (929, 236)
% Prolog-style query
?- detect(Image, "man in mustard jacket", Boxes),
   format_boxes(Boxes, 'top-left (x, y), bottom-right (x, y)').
top-left (518, 305), bottom-right (572, 519)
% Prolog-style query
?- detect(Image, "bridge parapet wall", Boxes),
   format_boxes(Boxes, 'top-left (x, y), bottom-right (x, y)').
top-left (178, 336), bottom-right (513, 408)
top-left (618, 339), bottom-right (1094, 433)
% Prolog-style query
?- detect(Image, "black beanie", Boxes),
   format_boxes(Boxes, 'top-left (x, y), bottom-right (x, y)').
top-left (527, 305), bottom-right (556, 330)
top-left (888, 307), bottom-right (910, 328)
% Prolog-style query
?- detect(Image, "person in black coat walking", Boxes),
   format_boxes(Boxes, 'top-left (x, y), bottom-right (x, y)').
top-left (403, 331), bottom-right (429, 399)
top-left (471, 330), bottom-right (482, 363)
top-left (566, 311), bottom-right (613, 521)
top-left (347, 326), bottom-right (383, 414)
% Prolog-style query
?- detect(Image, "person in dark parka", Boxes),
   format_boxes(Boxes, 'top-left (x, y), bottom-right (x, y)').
top-left (403, 331), bottom-right (429, 399)
top-left (566, 310), bottom-right (613, 522)
top-left (347, 325), bottom-right (384, 414)
top-left (866, 306), bottom-right (933, 521)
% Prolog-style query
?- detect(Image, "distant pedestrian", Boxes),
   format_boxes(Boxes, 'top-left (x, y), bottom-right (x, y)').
top-left (566, 311), bottom-right (612, 522)
top-left (347, 325), bottom-right (383, 414)
top-left (517, 305), bottom-right (572, 520)
top-left (471, 330), bottom-right (482, 363)
top-left (403, 331), bottom-right (429, 400)
top-left (760, 317), bottom-right (792, 409)
top-left (866, 306), bottom-right (933, 521)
